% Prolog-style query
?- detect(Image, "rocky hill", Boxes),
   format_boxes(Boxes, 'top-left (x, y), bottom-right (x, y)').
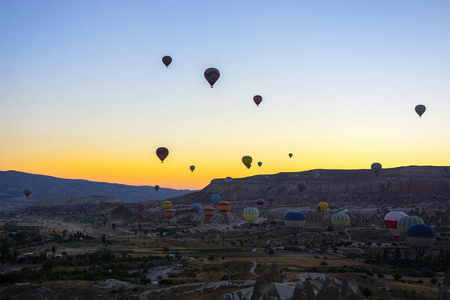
top-left (34, 195), bottom-right (123, 207)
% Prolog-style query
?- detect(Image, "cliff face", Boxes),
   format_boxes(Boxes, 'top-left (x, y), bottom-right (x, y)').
top-left (34, 195), bottom-right (123, 207)
top-left (170, 166), bottom-right (450, 208)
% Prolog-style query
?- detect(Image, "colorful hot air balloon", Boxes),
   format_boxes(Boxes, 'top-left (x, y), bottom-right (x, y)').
top-left (242, 156), bottom-right (252, 169)
top-left (156, 147), bottom-right (169, 163)
top-left (256, 199), bottom-right (264, 209)
top-left (203, 206), bottom-right (215, 221)
top-left (23, 188), bottom-right (32, 198)
top-left (384, 211), bottom-right (407, 240)
top-left (397, 216), bottom-right (424, 237)
top-left (162, 56), bottom-right (172, 68)
top-left (137, 203), bottom-right (145, 214)
top-left (217, 201), bottom-right (231, 215)
top-left (190, 165), bottom-right (195, 172)
top-left (296, 181), bottom-right (307, 192)
top-left (253, 95), bottom-right (262, 107)
top-left (164, 209), bottom-right (175, 221)
top-left (406, 224), bottom-right (435, 258)
top-left (318, 202), bottom-right (328, 212)
top-left (191, 203), bottom-right (201, 212)
top-left (284, 211), bottom-right (306, 237)
top-left (155, 185), bottom-right (160, 191)
top-left (243, 207), bottom-right (259, 223)
top-left (268, 196), bottom-right (275, 205)
top-left (289, 153), bottom-right (293, 158)
top-left (258, 162), bottom-right (262, 167)
top-left (162, 200), bottom-right (172, 210)
top-left (331, 213), bottom-right (351, 233)
top-left (371, 162), bottom-right (382, 176)
top-left (211, 194), bottom-right (221, 206)
top-left (204, 68), bottom-right (220, 88)
top-left (415, 104), bottom-right (426, 118)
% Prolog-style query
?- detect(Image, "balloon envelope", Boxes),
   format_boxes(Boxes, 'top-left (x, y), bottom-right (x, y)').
top-left (415, 104), bottom-right (426, 118)
top-left (190, 165), bottom-right (195, 172)
top-left (331, 213), bottom-right (351, 233)
top-left (284, 211), bottom-right (306, 236)
top-left (296, 181), bottom-right (307, 192)
top-left (243, 207), bottom-right (259, 223)
top-left (384, 211), bottom-right (408, 240)
top-left (258, 162), bottom-right (262, 167)
top-left (154, 185), bottom-right (160, 191)
top-left (191, 203), bottom-right (201, 212)
top-left (289, 153), bottom-right (293, 158)
top-left (162, 201), bottom-right (172, 210)
top-left (204, 68), bottom-right (220, 88)
top-left (156, 147), bottom-right (169, 163)
top-left (203, 206), bottom-right (215, 220)
top-left (23, 188), bottom-right (32, 198)
top-left (217, 201), bottom-right (231, 215)
top-left (225, 177), bottom-right (232, 184)
top-left (162, 56), bottom-right (172, 68)
top-left (242, 156), bottom-right (252, 168)
top-left (406, 224), bottom-right (435, 258)
top-left (318, 202), bottom-right (328, 212)
top-left (164, 209), bottom-right (175, 221)
top-left (268, 196), bottom-right (275, 204)
top-left (256, 199), bottom-right (264, 209)
top-left (371, 162), bottom-right (382, 175)
top-left (211, 194), bottom-right (221, 205)
top-left (253, 95), bottom-right (262, 106)
top-left (137, 203), bottom-right (145, 214)
top-left (397, 216), bottom-right (424, 237)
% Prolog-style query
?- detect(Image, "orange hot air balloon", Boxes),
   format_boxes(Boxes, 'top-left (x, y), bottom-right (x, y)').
top-left (164, 209), bottom-right (175, 221)
top-left (203, 206), bottom-right (215, 221)
top-left (217, 201), bottom-right (230, 215)
top-left (137, 203), bottom-right (145, 214)
top-left (156, 147), bottom-right (169, 163)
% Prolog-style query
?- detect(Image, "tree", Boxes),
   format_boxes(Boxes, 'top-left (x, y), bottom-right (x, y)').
top-left (51, 246), bottom-right (56, 254)
top-left (112, 223), bottom-right (116, 230)
top-left (102, 234), bottom-right (106, 246)
top-left (144, 229), bottom-right (148, 236)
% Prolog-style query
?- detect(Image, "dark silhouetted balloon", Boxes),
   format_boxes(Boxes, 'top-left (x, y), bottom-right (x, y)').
top-left (155, 185), bottom-right (160, 191)
top-left (289, 153), bottom-right (293, 158)
top-left (156, 147), bottom-right (169, 163)
top-left (258, 162), bottom-right (262, 167)
top-left (162, 56), bottom-right (172, 68)
top-left (204, 68), bottom-right (220, 88)
top-left (137, 203), bottom-right (145, 214)
top-left (23, 188), bottom-right (31, 198)
top-left (242, 156), bottom-right (252, 169)
top-left (253, 95), bottom-right (262, 106)
top-left (296, 181), bottom-right (306, 192)
top-left (415, 104), bottom-right (426, 118)
top-left (190, 165), bottom-right (195, 172)
top-left (371, 162), bottom-right (382, 176)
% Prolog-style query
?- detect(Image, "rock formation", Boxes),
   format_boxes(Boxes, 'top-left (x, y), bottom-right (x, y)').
top-left (340, 274), bottom-right (364, 300)
top-left (250, 263), bottom-right (282, 300)
top-left (439, 266), bottom-right (450, 300)
top-left (316, 276), bottom-right (342, 300)
top-left (35, 195), bottom-right (123, 207)
top-left (292, 278), bottom-right (316, 300)
top-left (110, 205), bottom-right (133, 225)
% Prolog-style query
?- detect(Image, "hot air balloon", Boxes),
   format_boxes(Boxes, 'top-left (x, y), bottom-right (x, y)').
top-left (406, 224), bottom-right (435, 258)
top-left (415, 104), bottom-right (426, 118)
top-left (23, 188), bottom-right (32, 198)
top-left (137, 203), bottom-right (145, 214)
top-left (243, 207), bottom-right (259, 223)
top-left (203, 206), bottom-right (215, 221)
top-left (331, 213), bottom-right (351, 233)
top-left (397, 216), bottom-right (424, 237)
top-left (289, 153), bottom-right (293, 158)
top-left (162, 200), bottom-right (172, 210)
top-left (268, 197), bottom-right (275, 205)
top-left (191, 203), bottom-right (201, 212)
top-left (190, 165), bottom-right (195, 172)
top-left (164, 209), bottom-right (175, 221)
top-left (242, 156), bottom-right (252, 169)
top-left (253, 95), bottom-right (262, 107)
top-left (162, 56), bottom-right (172, 68)
top-left (204, 68), bottom-right (220, 88)
top-left (318, 202), bottom-right (328, 212)
top-left (371, 163), bottom-right (382, 176)
top-left (284, 211), bottom-right (306, 237)
top-left (217, 201), bottom-right (230, 215)
top-left (296, 181), bottom-right (307, 192)
top-left (155, 185), bottom-right (160, 191)
top-left (256, 199), bottom-right (264, 209)
top-left (211, 194), bottom-right (221, 206)
top-left (257, 162), bottom-right (262, 167)
top-left (384, 211), bottom-right (407, 240)
top-left (225, 177), bottom-right (232, 184)
top-left (156, 147), bottom-right (169, 163)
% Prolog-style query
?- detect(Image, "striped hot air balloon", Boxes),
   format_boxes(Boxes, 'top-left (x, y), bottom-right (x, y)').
top-left (162, 201), bottom-right (172, 210)
top-left (331, 213), bottom-right (351, 233)
top-left (211, 194), bottom-right (221, 206)
top-left (164, 209), bottom-right (175, 221)
top-left (243, 207), bottom-right (259, 223)
top-left (137, 203), bottom-right (145, 214)
top-left (256, 199), bottom-right (264, 209)
top-left (384, 211), bottom-right (407, 240)
top-left (397, 216), bottom-right (424, 237)
top-left (217, 201), bottom-right (230, 215)
top-left (191, 203), bottom-right (201, 212)
top-left (284, 211), bottom-right (306, 237)
top-left (203, 206), bottom-right (215, 221)
top-left (406, 224), bottom-right (435, 258)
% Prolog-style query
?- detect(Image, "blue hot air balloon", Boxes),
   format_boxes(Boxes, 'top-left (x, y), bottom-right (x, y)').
top-left (211, 194), bottom-right (221, 206)
top-left (284, 211), bottom-right (306, 237)
top-left (191, 203), bottom-right (201, 212)
top-left (406, 224), bottom-right (436, 258)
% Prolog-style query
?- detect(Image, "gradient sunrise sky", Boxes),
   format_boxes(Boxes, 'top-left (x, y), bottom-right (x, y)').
top-left (1, 0), bottom-right (449, 190)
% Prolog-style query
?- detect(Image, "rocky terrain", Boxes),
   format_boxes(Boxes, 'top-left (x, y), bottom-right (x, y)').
top-left (34, 195), bottom-right (123, 207)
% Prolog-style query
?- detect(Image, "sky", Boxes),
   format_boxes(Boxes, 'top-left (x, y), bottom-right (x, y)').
top-left (1, 0), bottom-right (449, 190)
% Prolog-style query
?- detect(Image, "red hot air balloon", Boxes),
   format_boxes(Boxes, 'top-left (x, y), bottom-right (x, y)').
top-left (204, 68), bottom-right (220, 88)
top-left (156, 147), bottom-right (169, 163)
top-left (384, 211), bottom-right (407, 240)
top-left (253, 95), bottom-right (262, 106)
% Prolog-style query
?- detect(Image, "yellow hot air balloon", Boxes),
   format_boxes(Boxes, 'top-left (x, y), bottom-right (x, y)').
top-left (331, 213), bottom-right (351, 233)
top-left (318, 202), bottom-right (328, 212)
top-left (243, 207), bottom-right (259, 223)
top-left (162, 200), bottom-right (172, 210)
top-left (242, 156), bottom-right (252, 168)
